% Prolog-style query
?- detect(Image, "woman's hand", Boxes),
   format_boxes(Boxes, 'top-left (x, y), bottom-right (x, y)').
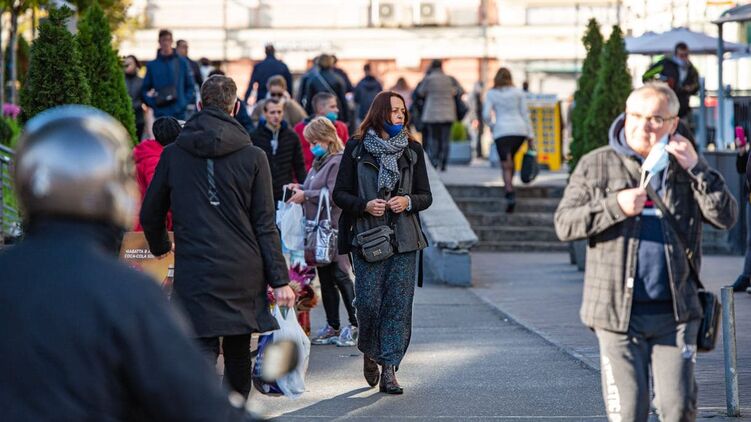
top-left (387, 196), bottom-right (409, 214)
top-left (288, 190), bottom-right (305, 204)
top-left (285, 183), bottom-right (302, 191)
top-left (365, 199), bottom-right (387, 217)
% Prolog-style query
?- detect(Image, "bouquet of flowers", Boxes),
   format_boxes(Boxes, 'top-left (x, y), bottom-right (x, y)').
top-left (267, 263), bottom-right (318, 335)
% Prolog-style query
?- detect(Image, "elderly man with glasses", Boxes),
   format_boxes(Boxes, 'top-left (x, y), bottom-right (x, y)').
top-left (555, 82), bottom-right (737, 421)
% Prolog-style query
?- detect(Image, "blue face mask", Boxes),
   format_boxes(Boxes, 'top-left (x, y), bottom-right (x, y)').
top-left (640, 134), bottom-right (669, 187)
top-left (310, 144), bottom-right (327, 158)
top-left (325, 111), bottom-right (338, 123)
top-left (384, 121), bottom-right (403, 138)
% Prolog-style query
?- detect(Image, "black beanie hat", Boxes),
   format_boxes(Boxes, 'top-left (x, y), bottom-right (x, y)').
top-left (152, 116), bottom-right (182, 147)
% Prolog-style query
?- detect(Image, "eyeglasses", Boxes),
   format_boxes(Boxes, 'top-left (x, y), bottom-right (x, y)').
top-left (269, 92), bottom-right (284, 98)
top-left (626, 112), bottom-right (677, 129)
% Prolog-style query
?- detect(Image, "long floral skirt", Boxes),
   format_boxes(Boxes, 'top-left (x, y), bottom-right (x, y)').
top-left (352, 251), bottom-right (417, 367)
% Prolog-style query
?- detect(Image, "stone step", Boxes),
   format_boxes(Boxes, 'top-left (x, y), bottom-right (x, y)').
top-left (472, 240), bottom-right (569, 252)
top-left (445, 184), bottom-right (565, 200)
top-left (456, 197), bottom-right (560, 214)
top-left (473, 225), bottom-right (559, 242)
top-left (463, 211), bottom-right (555, 227)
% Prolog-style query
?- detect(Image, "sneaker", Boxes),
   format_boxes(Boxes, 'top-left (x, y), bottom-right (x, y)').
top-left (335, 325), bottom-right (358, 347)
top-left (311, 325), bottom-right (339, 345)
top-left (732, 275), bottom-right (750, 292)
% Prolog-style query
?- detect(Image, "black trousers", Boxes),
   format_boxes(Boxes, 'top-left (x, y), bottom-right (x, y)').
top-left (196, 334), bottom-right (252, 398)
top-left (426, 122), bottom-right (452, 170)
top-left (317, 262), bottom-right (357, 330)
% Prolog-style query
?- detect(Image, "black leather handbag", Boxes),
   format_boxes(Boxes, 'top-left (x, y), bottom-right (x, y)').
top-left (356, 225), bottom-right (394, 263)
top-left (646, 186), bottom-right (720, 352)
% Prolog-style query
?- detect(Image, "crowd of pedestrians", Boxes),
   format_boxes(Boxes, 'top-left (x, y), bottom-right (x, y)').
top-left (5, 25), bottom-right (747, 421)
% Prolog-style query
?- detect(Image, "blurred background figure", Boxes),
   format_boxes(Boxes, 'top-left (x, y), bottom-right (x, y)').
top-left (244, 44), bottom-right (292, 105)
top-left (251, 75), bottom-right (308, 128)
top-left (416, 59), bottom-right (462, 171)
top-left (354, 63), bottom-right (383, 128)
top-left (390, 77), bottom-right (412, 109)
top-left (299, 54), bottom-right (350, 126)
top-left (483, 67), bottom-right (534, 213)
top-left (124, 54), bottom-right (145, 140)
top-left (141, 29), bottom-right (195, 120)
top-left (295, 92), bottom-right (350, 171)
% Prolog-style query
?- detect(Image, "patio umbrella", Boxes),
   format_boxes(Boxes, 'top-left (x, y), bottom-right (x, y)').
top-left (626, 27), bottom-right (748, 55)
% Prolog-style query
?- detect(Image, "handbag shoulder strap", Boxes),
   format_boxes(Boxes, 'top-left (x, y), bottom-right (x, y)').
top-left (644, 184), bottom-right (706, 291)
top-left (314, 187), bottom-right (332, 223)
top-left (314, 70), bottom-right (335, 95)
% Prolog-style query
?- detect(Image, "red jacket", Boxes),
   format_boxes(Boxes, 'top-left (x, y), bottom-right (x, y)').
top-left (293, 119), bottom-right (349, 171)
top-left (133, 139), bottom-right (172, 231)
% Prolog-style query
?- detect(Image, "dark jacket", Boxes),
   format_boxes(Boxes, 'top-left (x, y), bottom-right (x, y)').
top-left (250, 124), bottom-right (307, 203)
top-left (125, 73), bottom-right (144, 125)
top-left (334, 66), bottom-right (354, 93)
top-left (185, 56), bottom-right (203, 87)
top-left (0, 219), bottom-right (251, 421)
top-left (333, 137), bottom-right (432, 255)
top-left (142, 51), bottom-right (196, 119)
top-left (244, 54), bottom-right (293, 102)
top-left (643, 58), bottom-right (699, 118)
top-left (141, 106), bottom-right (289, 338)
top-left (554, 114), bottom-right (737, 333)
top-left (301, 68), bottom-right (350, 123)
top-left (354, 76), bottom-right (383, 120)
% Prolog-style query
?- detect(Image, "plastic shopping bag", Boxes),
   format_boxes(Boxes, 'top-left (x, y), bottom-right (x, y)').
top-left (252, 305), bottom-right (311, 398)
top-left (277, 200), bottom-right (305, 251)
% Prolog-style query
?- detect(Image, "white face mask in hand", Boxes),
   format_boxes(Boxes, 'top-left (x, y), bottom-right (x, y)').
top-left (641, 134), bottom-right (669, 188)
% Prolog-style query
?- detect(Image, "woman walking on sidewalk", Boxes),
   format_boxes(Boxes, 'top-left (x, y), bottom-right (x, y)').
top-left (334, 91), bottom-right (432, 394)
top-left (482, 67), bottom-right (534, 213)
top-left (285, 117), bottom-right (358, 347)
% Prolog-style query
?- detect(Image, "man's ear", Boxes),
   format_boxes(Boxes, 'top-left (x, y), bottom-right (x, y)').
top-left (197, 101), bottom-right (203, 112)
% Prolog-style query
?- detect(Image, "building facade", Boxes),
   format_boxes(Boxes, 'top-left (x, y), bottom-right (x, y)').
top-left (121, 0), bottom-right (748, 101)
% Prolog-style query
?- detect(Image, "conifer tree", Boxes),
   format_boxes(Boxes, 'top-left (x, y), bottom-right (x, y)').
top-left (581, 26), bottom-right (632, 158)
top-left (78, 2), bottom-right (136, 142)
top-left (20, 6), bottom-right (91, 121)
top-left (569, 19), bottom-right (603, 170)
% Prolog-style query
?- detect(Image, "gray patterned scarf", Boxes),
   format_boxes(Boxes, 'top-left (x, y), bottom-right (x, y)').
top-left (363, 128), bottom-right (409, 193)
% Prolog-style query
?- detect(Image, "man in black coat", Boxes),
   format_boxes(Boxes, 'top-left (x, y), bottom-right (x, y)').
top-left (0, 105), bottom-right (253, 420)
top-left (643, 42), bottom-right (699, 119)
top-left (141, 75), bottom-right (295, 399)
top-left (250, 98), bottom-right (307, 203)
top-left (354, 63), bottom-right (383, 124)
top-left (300, 54), bottom-right (350, 124)
top-left (243, 44), bottom-right (293, 103)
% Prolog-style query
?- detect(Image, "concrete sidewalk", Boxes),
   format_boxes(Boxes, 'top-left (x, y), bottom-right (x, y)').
top-left (250, 284), bottom-right (606, 420)
top-left (470, 252), bottom-right (751, 418)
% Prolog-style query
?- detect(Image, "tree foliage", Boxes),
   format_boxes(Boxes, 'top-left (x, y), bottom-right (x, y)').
top-left (78, 2), bottom-right (136, 142)
top-left (580, 26), bottom-right (632, 163)
top-left (569, 19), bottom-right (603, 170)
top-left (71, 0), bottom-right (132, 32)
top-left (20, 6), bottom-right (91, 121)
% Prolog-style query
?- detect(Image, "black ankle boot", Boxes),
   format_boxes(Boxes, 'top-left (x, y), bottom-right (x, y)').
top-left (505, 191), bottom-right (516, 213)
top-left (363, 355), bottom-right (379, 387)
top-left (379, 365), bottom-right (403, 394)
top-left (732, 275), bottom-right (750, 292)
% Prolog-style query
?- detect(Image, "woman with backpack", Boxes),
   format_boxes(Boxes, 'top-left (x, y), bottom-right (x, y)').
top-left (333, 91), bottom-right (432, 395)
